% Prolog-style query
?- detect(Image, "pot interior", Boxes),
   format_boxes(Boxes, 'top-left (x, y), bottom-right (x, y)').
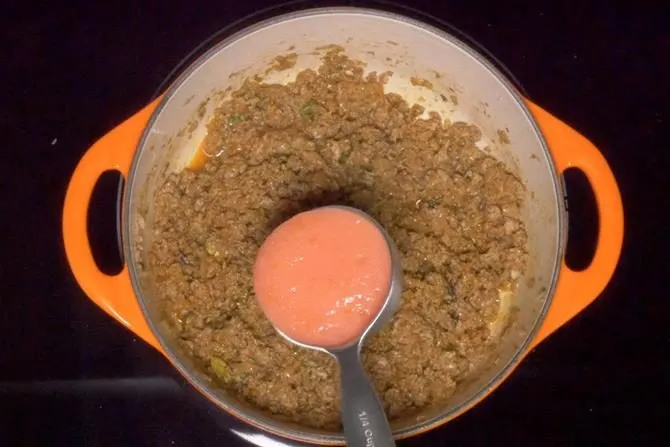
top-left (126, 8), bottom-right (563, 443)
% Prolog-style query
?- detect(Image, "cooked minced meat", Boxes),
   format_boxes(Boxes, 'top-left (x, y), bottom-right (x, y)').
top-left (148, 49), bottom-right (527, 430)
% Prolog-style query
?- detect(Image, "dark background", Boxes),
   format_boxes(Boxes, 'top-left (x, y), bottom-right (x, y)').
top-left (2, 0), bottom-right (668, 445)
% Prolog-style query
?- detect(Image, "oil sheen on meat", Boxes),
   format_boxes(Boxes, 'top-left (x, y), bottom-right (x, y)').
top-left (148, 49), bottom-right (528, 430)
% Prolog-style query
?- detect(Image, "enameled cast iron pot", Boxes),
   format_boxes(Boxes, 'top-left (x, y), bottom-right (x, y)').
top-left (63, 8), bottom-right (623, 445)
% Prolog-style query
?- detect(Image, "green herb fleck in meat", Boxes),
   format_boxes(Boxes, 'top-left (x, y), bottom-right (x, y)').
top-left (428, 198), bottom-right (440, 209)
top-left (338, 146), bottom-right (354, 163)
top-left (300, 99), bottom-right (319, 120)
top-left (228, 113), bottom-right (247, 126)
top-left (210, 356), bottom-right (231, 383)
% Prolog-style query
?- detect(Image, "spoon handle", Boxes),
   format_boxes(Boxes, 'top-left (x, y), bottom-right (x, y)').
top-left (336, 346), bottom-right (396, 447)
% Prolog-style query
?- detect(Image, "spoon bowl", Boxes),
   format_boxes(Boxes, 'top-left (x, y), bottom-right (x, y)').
top-left (255, 205), bottom-right (403, 447)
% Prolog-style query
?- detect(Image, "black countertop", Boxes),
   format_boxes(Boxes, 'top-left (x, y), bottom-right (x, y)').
top-left (2, 1), bottom-right (668, 445)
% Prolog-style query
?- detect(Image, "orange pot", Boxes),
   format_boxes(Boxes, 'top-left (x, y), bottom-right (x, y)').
top-left (62, 8), bottom-right (623, 445)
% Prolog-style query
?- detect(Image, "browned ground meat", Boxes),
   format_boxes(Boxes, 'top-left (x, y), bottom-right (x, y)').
top-left (148, 49), bottom-right (527, 430)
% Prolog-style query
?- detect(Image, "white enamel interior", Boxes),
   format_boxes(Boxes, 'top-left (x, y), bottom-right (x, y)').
top-left (125, 8), bottom-right (563, 444)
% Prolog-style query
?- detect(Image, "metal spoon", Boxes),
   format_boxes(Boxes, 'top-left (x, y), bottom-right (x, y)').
top-left (262, 206), bottom-right (402, 447)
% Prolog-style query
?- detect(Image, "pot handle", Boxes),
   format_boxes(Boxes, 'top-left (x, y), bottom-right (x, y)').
top-left (62, 98), bottom-right (164, 352)
top-left (526, 100), bottom-right (624, 347)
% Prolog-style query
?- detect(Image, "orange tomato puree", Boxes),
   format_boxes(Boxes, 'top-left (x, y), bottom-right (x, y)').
top-left (253, 207), bottom-right (392, 348)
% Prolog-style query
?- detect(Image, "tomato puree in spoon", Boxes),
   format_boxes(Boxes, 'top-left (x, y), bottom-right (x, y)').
top-left (253, 207), bottom-right (392, 348)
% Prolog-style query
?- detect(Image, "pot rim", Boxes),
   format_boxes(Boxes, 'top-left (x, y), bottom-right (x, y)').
top-left (123, 6), bottom-right (565, 444)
